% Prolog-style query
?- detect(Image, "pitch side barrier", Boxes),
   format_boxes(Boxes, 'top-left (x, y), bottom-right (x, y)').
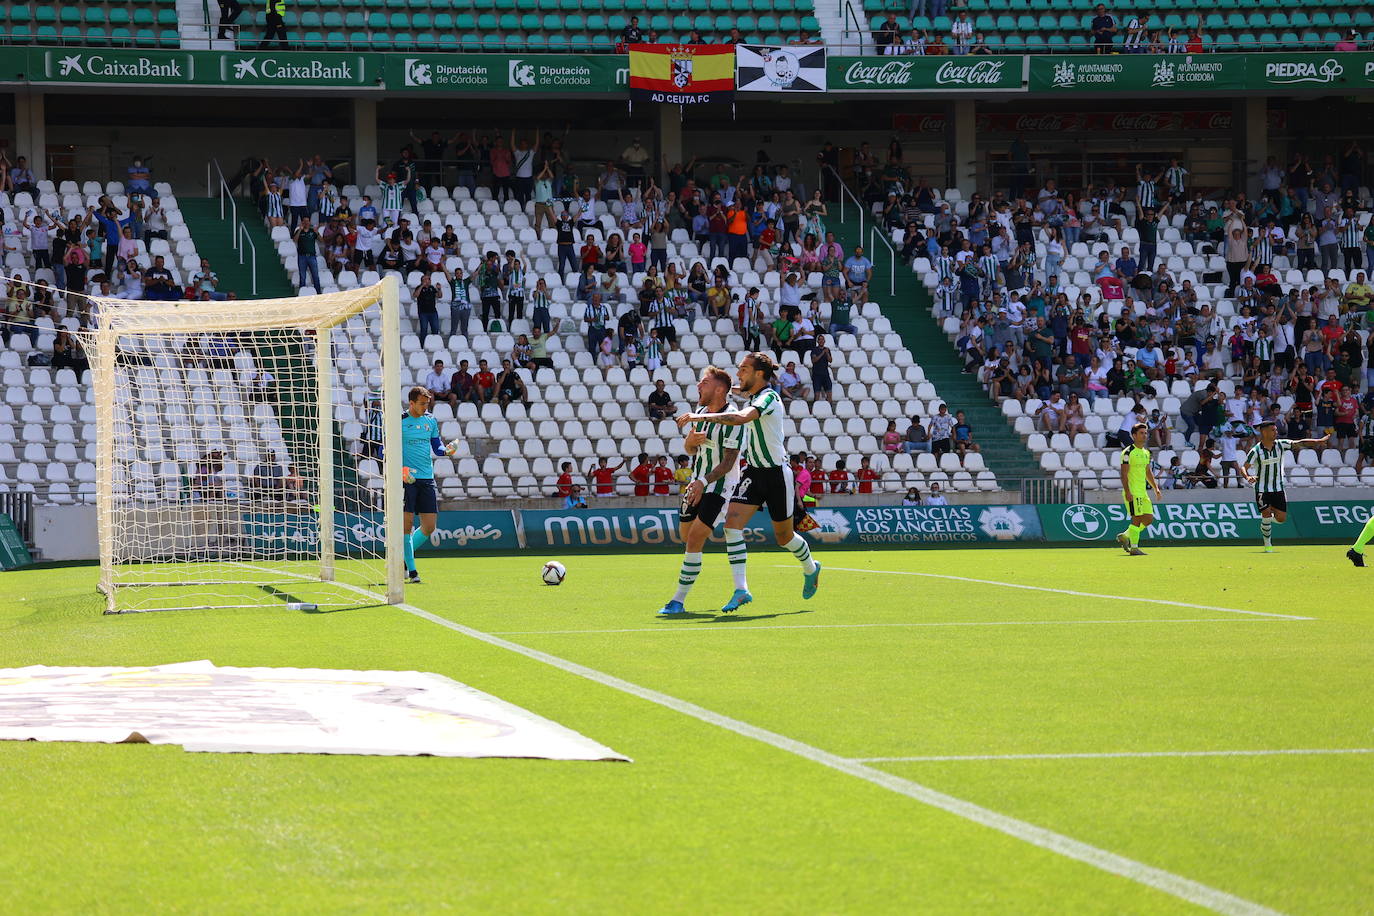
top-left (15, 502), bottom-right (1373, 566)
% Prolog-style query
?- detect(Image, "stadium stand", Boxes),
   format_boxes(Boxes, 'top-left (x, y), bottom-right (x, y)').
top-left (906, 152), bottom-right (1374, 493)
top-left (1, 1), bottom-right (183, 48)
top-left (259, 171), bottom-right (993, 500)
top-left (225, 0), bottom-right (822, 51)
top-left (0, 177), bottom-right (226, 504)
top-left (858, 0), bottom-right (1374, 53)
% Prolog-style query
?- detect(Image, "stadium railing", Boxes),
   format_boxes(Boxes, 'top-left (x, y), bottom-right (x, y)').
top-left (207, 158), bottom-right (258, 296)
top-left (821, 163), bottom-right (898, 299)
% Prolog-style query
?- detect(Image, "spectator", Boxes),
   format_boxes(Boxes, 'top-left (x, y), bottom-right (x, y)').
top-left (144, 255), bottom-right (179, 301)
top-left (1090, 5), bottom-right (1117, 53)
top-left (473, 359), bottom-right (496, 404)
top-left (928, 403), bottom-right (956, 454)
top-left (414, 273), bottom-right (441, 340)
top-left (924, 482), bottom-right (949, 506)
top-left (874, 11), bottom-right (900, 53)
top-left (844, 246), bottom-right (873, 303)
top-left (950, 11), bottom-right (973, 55)
top-left (904, 415), bottom-right (932, 453)
top-left (810, 333), bottom-right (834, 403)
top-left (952, 411), bottom-right (979, 458)
top-left (9, 156), bottom-right (36, 193)
top-left (883, 420), bottom-right (903, 453)
top-left (629, 453), bottom-right (652, 496)
top-left (425, 360), bottom-right (454, 409)
top-left (779, 360), bottom-right (809, 402)
top-left (293, 217), bottom-right (321, 291)
top-left (495, 360), bottom-right (529, 412)
top-left (902, 487), bottom-right (922, 506)
top-left (646, 379), bottom-right (674, 420)
top-left (856, 457), bottom-right (879, 494)
top-left (652, 455), bottom-right (674, 495)
top-left (449, 360), bottom-right (477, 405)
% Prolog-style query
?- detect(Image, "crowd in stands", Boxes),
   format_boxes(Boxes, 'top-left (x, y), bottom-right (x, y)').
top-left (244, 128), bottom-right (978, 500)
top-left (872, 5), bottom-right (1373, 54)
top-left (0, 156), bottom-right (238, 377)
top-left (901, 138), bottom-right (1374, 489)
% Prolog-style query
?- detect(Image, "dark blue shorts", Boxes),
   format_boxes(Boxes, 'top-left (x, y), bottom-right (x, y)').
top-left (404, 478), bottom-right (438, 514)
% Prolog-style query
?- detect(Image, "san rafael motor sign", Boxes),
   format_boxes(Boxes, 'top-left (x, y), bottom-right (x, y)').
top-left (829, 56), bottom-right (1022, 92)
top-left (1043, 502), bottom-right (1297, 543)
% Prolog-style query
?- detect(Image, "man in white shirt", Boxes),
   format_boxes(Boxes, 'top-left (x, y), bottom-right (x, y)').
top-left (424, 360), bottom-right (455, 407)
top-left (924, 482), bottom-right (949, 506)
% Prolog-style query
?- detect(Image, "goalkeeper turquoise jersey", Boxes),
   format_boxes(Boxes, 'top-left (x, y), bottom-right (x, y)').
top-left (401, 413), bottom-right (444, 480)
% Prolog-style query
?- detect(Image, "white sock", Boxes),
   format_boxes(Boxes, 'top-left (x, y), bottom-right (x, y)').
top-left (672, 552), bottom-right (702, 604)
top-left (1260, 519), bottom-right (1272, 543)
top-left (785, 534), bottom-right (818, 574)
top-left (724, 528), bottom-right (748, 591)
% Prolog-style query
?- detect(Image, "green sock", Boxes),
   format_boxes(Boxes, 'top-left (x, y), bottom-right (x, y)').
top-left (1354, 515), bottom-right (1374, 554)
top-left (1127, 524), bottom-right (1142, 547)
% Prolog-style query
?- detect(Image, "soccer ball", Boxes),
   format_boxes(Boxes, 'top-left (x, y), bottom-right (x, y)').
top-left (541, 561), bottom-right (567, 586)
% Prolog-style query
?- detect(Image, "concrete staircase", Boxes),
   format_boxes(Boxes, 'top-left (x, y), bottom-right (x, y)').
top-left (177, 197), bottom-right (295, 300)
top-left (807, 0), bottom-right (851, 50)
top-left (176, 0), bottom-right (234, 50)
top-left (827, 211), bottom-right (1045, 489)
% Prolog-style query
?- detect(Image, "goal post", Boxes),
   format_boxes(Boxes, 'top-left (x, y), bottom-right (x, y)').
top-left (80, 277), bottom-right (403, 613)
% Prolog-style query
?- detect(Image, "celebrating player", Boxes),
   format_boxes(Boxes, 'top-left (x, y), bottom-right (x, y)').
top-left (401, 386), bottom-right (456, 584)
top-left (1116, 422), bottom-right (1162, 556)
top-left (676, 352), bottom-right (821, 611)
top-left (1241, 420), bottom-right (1329, 553)
top-left (658, 366), bottom-right (744, 617)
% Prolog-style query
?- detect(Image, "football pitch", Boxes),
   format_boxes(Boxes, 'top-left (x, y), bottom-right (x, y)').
top-left (1, 545), bottom-right (1370, 914)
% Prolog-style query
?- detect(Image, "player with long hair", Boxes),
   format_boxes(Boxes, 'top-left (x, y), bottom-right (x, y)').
top-left (676, 352), bottom-right (820, 611)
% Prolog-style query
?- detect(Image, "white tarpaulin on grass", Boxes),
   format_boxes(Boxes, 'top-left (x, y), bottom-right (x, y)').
top-left (0, 661), bottom-right (628, 760)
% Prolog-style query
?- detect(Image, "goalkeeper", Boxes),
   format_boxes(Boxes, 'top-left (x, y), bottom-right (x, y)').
top-left (401, 386), bottom-right (456, 584)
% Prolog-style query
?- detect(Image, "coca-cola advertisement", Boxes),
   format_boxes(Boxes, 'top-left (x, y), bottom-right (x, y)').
top-left (830, 55), bottom-right (1022, 91)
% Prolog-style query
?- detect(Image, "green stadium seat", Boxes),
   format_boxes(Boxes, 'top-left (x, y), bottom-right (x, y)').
top-left (9, 6), bottom-right (31, 24)
top-left (60, 25), bottom-right (81, 41)
top-left (585, 13), bottom-right (606, 30)
top-left (301, 11), bottom-right (323, 27)
top-left (519, 13), bottom-right (539, 29)
top-left (779, 14), bottom-right (799, 31)
top-left (157, 9), bottom-right (179, 26)
top-left (526, 33), bottom-right (547, 48)
top-left (35, 6), bottom-right (57, 24)
top-left (345, 11), bottom-right (365, 27)
top-left (59, 7), bottom-right (80, 24)
top-left (158, 28), bottom-right (179, 47)
top-left (1046, 32), bottom-right (1068, 50)
top-left (1332, 11), bottom-right (1353, 28)
top-left (109, 26), bottom-right (130, 42)
top-left (800, 15), bottom-right (818, 32)
top-left (546, 33), bottom-right (568, 49)
top-left (498, 13), bottom-right (518, 29)
top-left (302, 31), bottom-right (325, 48)
top-left (565, 13), bottom-right (585, 30)
top-left (325, 30), bottom-right (346, 45)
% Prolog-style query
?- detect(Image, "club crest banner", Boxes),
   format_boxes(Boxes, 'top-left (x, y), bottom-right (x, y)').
top-left (628, 43), bottom-right (735, 104)
top-left (736, 45), bottom-right (827, 92)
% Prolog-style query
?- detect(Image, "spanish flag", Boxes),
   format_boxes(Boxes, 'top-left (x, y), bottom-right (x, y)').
top-left (629, 44), bottom-right (735, 104)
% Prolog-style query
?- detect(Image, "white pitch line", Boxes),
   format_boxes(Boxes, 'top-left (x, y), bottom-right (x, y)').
top-left (805, 566), bottom-right (1312, 620)
top-left (394, 600), bottom-right (1284, 916)
top-left (489, 618), bottom-right (1291, 636)
top-left (854, 748), bottom-right (1374, 763)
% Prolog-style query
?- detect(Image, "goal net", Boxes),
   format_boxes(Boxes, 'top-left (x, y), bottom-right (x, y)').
top-left (78, 278), bottom-right (404, 613)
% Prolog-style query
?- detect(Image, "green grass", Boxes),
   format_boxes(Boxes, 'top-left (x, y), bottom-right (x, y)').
top-left (1, 545), bottom-right (1371, 913)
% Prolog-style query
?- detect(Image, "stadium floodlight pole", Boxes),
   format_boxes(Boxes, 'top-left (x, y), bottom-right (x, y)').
top-left (381, 273), bottom-right (405, 604)
top-left (316, 314), bottom-right (336, 583)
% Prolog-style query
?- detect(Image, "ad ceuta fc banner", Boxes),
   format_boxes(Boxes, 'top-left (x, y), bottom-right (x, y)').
top-left (628, 44), bottom-right (734, 105)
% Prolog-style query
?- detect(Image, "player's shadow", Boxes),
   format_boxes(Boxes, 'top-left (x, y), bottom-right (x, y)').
top-left (699, 608), bottom-right (815, 623)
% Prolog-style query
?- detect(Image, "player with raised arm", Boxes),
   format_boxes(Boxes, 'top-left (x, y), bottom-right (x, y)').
top-left (1241, 419), bottom-right (1329, 553)
top-left (676, 352), bottom-right (820, 611)
top-left (1116, 422), bottom-right (1162, 556)
top-left (658, 366), bottom-right (744, 617)
top-left (401, 386), bottom-right (457, 584)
